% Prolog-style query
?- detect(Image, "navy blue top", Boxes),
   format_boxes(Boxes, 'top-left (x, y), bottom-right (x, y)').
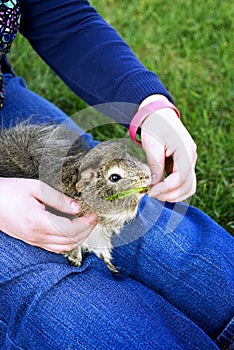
top-left (19, 0), bottom-right (173, 124)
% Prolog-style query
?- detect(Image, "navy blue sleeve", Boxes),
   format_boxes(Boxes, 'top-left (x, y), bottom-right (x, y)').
top-left (19, 0), bottom-right (173, 123)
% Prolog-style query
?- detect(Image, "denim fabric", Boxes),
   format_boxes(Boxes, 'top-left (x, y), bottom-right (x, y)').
top-left (216, 317), bottom-right (234, 349)
top-left (0, 75), bottom-right (233, 349)
top-left (113, 198), bottom-right (234, 348)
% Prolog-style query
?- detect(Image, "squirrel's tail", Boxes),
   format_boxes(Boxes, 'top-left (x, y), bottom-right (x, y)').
top-left (0, 122), bottom-right (82, 180)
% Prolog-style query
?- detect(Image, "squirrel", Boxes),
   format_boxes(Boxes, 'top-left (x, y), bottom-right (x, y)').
top-left (0, 122), bottom-right (151, 272)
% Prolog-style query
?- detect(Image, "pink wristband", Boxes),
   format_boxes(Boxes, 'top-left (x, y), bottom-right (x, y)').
top-left (129, 100), bottom-right (180, 146)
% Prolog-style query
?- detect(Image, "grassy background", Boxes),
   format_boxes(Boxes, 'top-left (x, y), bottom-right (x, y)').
top-left (8, 0), bottom-right (233, 233)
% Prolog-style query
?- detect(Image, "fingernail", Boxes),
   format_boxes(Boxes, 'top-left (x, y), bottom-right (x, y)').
top-left (71, 201), bottom-right (80, 213)
top-left (151, 174), bottom-right (158, 185)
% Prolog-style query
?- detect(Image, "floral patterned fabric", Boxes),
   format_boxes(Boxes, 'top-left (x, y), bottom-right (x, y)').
top-left (0, 0), bottom-right (20, 109)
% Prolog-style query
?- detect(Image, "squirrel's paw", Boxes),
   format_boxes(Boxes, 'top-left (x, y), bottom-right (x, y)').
top-left (64, 247), bottom-right (83, 267)
top-left (100, 253), bottom-right (119, 274)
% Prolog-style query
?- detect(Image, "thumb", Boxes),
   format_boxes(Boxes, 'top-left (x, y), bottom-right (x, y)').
top-left (33, 181), bottom-right (81, 215)
top-left (141, 131), bottom-right (165, 185)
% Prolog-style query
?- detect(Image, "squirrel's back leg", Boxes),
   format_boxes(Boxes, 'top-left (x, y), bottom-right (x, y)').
top-left (64, 246), bottom-right (83, 267)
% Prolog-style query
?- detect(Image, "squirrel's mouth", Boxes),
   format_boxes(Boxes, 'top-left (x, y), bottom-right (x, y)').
top-left (105, 173), bottom-right (152, 201)
top-left (105, 186), bottom-right (150, 201)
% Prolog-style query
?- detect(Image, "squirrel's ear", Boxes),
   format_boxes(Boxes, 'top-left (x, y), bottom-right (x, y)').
top-left (75, 168), bottom-right (96, 191)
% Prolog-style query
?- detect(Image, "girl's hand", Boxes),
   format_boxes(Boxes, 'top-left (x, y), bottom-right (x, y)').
top-left (0, 178), bottom-right (97, 253)
top-left (141, 107), bottom-right (197, 202)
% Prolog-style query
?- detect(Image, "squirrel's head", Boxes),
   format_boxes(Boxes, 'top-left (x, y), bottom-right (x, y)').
top-left (74, 140), bottom-right (151, 224)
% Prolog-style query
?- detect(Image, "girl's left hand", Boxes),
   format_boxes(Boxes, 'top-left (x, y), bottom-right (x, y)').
top-left (141, 107), bottom-right (197, 202)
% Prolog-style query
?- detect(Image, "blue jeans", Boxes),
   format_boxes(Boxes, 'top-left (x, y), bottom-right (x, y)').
top-left (0, 75), bottom-right (233, 349)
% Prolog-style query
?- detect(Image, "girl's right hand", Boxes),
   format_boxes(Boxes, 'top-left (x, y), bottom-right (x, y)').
top-left (0, 178), bottom-right (97, 253)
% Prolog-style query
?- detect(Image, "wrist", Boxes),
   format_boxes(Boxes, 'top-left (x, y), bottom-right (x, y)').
top-left (129, 99), bottom-right (180, 145)
top-left (139, 94), bottom-right (169, 109)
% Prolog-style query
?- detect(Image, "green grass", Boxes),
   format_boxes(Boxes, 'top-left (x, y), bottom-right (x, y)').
top-left (8, 0), bottom-right (234, 233)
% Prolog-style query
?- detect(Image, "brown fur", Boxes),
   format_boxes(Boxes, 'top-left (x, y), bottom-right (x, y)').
top-left (0, 123), bottom-right (151, 271)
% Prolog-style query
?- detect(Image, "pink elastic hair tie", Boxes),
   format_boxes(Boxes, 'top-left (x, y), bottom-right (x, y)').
top-left (129, 100), bottom-right (180, 145)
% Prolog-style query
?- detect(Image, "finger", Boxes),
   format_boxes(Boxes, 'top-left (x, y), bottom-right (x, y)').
top-left (141, 131), bottom-right (165, 185)
top-left (149, 171), bottom-right (196, 202)
top-left (33, 181), bottom-right (81, 215)
top-left (24, 204), bottom-right (97, 239)
top-left (27, 233), bottom-right (78, 247)
top-left (153, 142), bottom-right (197, 198)
top-left (45, 212), bottom-right (97, 240)
top-left (160, 178), bottom-right (196, 203)
top-left (35, 242), bottom-right (82, 254)
top-left (70, 215), bottom-right (98, 240)
top-left (21, 213), bottom-right (97, 251)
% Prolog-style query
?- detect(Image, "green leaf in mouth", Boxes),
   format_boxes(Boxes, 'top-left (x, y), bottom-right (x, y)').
top-left (105, 187), bottom-right (150, 201)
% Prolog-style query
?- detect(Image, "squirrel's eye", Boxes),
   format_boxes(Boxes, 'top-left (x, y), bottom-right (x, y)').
top-left (109, 174), bottom-right (122, 182)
